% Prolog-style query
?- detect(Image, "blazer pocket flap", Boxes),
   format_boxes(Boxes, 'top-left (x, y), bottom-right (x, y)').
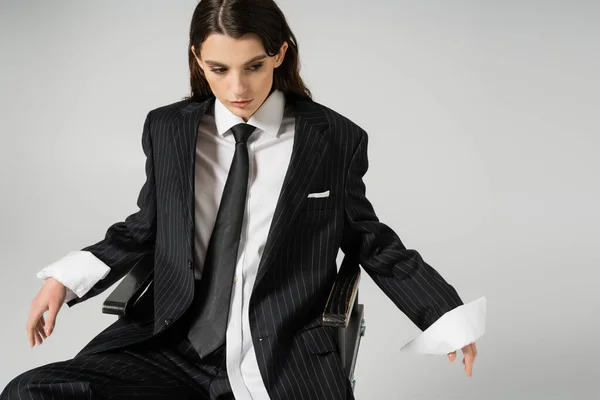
top-left (300, 326), bottom-right (338, 354)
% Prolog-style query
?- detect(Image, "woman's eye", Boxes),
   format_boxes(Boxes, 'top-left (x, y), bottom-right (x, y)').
top-left (210, 64), bottom-right (263, 75)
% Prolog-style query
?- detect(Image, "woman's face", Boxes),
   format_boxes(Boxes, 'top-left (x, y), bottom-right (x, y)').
top-left (192, 33), bottom-right (288, 122)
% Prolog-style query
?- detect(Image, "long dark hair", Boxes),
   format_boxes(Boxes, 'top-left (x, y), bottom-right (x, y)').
top-left (184, 0), bottom-right (312, 103)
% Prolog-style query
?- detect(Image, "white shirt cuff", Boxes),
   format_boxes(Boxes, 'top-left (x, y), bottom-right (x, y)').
top-left (400, 296), bottom-right (486, 354)
top-left (37, 250), bottom-right (111, 303)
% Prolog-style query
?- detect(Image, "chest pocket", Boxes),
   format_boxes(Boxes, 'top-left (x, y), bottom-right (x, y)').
top-left (298, 143), bottom-right (341, 212)
top-left (301, 189), bottom-right (336, 211)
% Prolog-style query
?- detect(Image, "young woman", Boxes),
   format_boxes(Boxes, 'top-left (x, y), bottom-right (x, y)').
top-left (4, 1), bottom-right (479, 399)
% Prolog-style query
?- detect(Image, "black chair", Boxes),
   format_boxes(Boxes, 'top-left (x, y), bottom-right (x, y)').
top-left (102, 254), bottom-right (366, 391)
top-left (320, 254), bottom-right (366, 391)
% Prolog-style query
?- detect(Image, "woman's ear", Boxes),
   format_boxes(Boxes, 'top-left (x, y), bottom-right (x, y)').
top-left (274, 41), bottom-right (288, 68)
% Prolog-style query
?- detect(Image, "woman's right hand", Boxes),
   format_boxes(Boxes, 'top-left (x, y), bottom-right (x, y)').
top-left (26, 277), bottom-right (66, 347)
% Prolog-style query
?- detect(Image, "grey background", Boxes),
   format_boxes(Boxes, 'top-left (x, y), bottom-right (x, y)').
top-left (1, 0), bottom-right (598, 398)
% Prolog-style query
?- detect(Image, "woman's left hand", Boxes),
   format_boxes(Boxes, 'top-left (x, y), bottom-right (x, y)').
top-left (448, 341), bottom-right (477, 377)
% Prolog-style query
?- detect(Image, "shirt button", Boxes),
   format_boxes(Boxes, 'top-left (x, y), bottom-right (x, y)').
top-left (188, 261), bottom-right (193, 269)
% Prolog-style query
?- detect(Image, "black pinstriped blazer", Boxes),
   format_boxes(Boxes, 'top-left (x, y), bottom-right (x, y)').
top-left (65, 93), bottom-right (464, 399)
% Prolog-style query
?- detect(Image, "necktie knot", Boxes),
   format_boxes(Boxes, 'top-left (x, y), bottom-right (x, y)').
top-left (230, 123), bottom-right (256, 144)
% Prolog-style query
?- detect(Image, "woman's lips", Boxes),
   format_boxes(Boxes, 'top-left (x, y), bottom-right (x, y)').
top-left (230, 99), bottom-right (253, 108)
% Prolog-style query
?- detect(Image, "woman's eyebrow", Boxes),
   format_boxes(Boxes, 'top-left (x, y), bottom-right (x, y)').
top-left (205, 54), bottom-right (267, 67)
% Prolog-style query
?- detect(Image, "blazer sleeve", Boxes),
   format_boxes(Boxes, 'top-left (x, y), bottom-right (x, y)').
top-left (64, 111), bottom-right (157, 307)
top-left (340, 129), bottom-right (464, 331)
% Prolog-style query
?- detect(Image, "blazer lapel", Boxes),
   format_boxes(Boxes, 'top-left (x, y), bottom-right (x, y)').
top-left (174, 96), bottom-right (215, 236)
top-left (253, 98), bottom-right (329, 286)
top-left (172, 95), bottom-right (330, 284)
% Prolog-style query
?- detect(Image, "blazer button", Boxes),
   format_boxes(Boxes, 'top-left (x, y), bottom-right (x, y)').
top-left (164, 318), bottom-right (172, 327)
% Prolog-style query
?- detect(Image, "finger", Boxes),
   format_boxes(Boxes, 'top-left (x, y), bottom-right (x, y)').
top-left (36, 325), bottom-right (46, 341)
top-left (34, 330), bottom-right (43, 346)
top-left (447, 351), bottom-right (456, 362)
top-left (462, 343), bottom-right (474, 377)
top-left (35, 326), bottom-right (45, 344)
top-left (45, 301), bottom-right (60, 336)
top-left (27, 322), bottom-right (34, 348)
top-left (468, 343), bottom-right (477, 372)
top-left (468, 343), bottom-right (477, 360)
top-left (36, 319), bottom-right (47, 340)
top-left (37, 314), bottom-right (46, 335)
top-left (26, 302), bottom-right (47, 348)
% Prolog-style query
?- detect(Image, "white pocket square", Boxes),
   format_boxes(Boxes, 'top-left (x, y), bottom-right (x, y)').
top-left (307, 190), bottom-right (330, 198)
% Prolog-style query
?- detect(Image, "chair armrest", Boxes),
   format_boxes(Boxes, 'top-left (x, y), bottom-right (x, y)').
top-left (322, 254), bottom-right (360, 328)
top-left (102, 256), bottom-right (153, 318)
top-left (103, 253), bottom-right (361, 327)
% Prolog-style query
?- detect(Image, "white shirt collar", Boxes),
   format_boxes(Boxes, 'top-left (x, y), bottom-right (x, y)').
top-left (214, 89), bottom-right (285, 138)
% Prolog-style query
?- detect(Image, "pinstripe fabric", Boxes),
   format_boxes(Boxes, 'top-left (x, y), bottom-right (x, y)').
top-left (1, 312), bottom-right (234, 399)
top-left (11, 94), bottom-right (463, 399)
top-left (340, 129), bottom-right (464, 331)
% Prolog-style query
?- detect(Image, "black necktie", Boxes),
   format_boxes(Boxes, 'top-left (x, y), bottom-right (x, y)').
top-left (187, 122), bottom-right (256, 358)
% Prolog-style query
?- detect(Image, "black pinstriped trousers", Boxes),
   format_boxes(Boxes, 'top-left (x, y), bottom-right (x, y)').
top-left (0, 309), bottom-right (235, 400)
